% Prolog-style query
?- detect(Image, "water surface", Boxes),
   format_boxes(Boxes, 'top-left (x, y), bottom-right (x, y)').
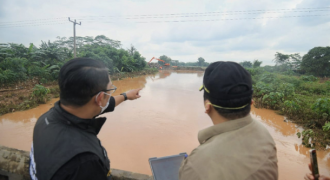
top-left (0, 71), bottom-right (329, 179)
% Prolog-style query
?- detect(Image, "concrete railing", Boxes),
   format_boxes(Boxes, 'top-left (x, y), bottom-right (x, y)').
top-left (0, 145), bottom-right (153, 180)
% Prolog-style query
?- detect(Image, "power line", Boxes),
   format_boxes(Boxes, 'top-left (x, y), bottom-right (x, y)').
top-left (0, 20), bottom-right (67, 26)
top-left (0, 17), bottom-right (68, 24)
top-left (0, 13), bottom-right (329, 28)
top-left (1, 7), bottom-right (329, 25)
top-left (133, 14), bottom-right (330, 23)
top-left (1, 9), bottom-right (328, 27)
top-left (0, 22), bottom-right (67, 28)
top-left (68, 10), bottom-right (329, 20)
top-left (71, 7), bottom-right (330, 18)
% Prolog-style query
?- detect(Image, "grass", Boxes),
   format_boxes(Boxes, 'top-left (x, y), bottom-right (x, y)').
top-left (253, 72), bottom-right (330, 149)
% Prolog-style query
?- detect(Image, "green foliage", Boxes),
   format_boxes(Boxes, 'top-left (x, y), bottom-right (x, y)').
top-left (301, 47), bottom-right (330, 77)
top-left (262, 65), bottom-right (275, 73)
top-left (297, 132), bottom-right (301, 138)
top-left (254, 82), bottom-right (273, 97)
top-left (278, 83), bottom-right (295, 98)
top-left (40, 78), bottom-right (47, 84)
top-left (31, 85), bottom-right (50, 103)
top-left (245, 49), bottom-right (330, 148)
top-left (239, 61), bottom-right (252, 68)
top-left (278, 75), bottom-right (301, 88)
top-left (198, 57), bottom-right (205, 66)
top-left (158, 55), bottom-right (171, 65)
top-left (0, 35), bottom-right (152, 86)
top-left (298, 129), bottom-right (315, 147)
top-left (245, 67), bottom-right (264, 76)
top-left (273, 52), bottom-right (301, 71)
top-left (311, 98), bottom-right (330, 115)
top-left (156, 56), bottom-right (209, 67)
top-left (323, 122), bottom-right (330, 132)
top-left (262, 92), bottom-right (284, 109)
top-left (260, 73), bottom-right (277, 83)
top-left (301, 75), bottom-right (318, 82)
top-left (299, 82), bottom-right (329, 95)
top-left (283, 99), bottom-right (301, 115)
top-left (252, 59), bottom-right (262, 68)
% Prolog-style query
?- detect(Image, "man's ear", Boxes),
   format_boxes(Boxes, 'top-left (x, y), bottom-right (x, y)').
top-left (204, 99), bottom-right (211, 114)
top-left (95, 92), bottom-right (104, 106)
top-left (251, 99), bottom-right (254, 105)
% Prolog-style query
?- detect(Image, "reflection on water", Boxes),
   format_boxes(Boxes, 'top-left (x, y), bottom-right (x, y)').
top-left (251, 107), bottom-right (330, 179)
top-left (0, 71), bottom-right (329, 179)
top-left (0, 98), bottom-right (59, 150)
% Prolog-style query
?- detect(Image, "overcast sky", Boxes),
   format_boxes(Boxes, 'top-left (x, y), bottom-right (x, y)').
top-left (1, 0), bottom-right (329, 65)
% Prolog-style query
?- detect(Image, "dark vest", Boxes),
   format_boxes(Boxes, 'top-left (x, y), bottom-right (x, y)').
top-left (31, 102), bottom-right (110, 180)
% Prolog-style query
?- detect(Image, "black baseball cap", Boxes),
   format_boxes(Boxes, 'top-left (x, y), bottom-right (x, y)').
top-left (200, 61), bottom-right (253, 101)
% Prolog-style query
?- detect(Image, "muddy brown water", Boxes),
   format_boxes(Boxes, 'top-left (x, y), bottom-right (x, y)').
top-left (0, 71), bottom-right (329, 179)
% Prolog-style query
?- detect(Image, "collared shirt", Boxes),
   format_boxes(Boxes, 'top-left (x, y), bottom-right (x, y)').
top-left (179, 114), bottom-right (278, 180)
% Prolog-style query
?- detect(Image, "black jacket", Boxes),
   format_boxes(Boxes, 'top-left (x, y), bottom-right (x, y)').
top-left (30, 97), bottom-right (115, 180)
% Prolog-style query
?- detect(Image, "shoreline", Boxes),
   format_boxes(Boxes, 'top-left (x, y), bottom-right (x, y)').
top-left (0, 68), bottom-right (158, 116)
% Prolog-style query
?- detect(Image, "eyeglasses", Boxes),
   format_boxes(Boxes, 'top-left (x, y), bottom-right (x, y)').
top-left (92, 85), bottom-right (117, 97)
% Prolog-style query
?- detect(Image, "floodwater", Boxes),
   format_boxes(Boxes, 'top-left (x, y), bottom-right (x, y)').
top-left (0, 71), bottom-right (329, 179)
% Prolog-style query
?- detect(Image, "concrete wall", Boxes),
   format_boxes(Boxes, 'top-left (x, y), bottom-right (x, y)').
top-left (0, 145), bottom-right (153, 180)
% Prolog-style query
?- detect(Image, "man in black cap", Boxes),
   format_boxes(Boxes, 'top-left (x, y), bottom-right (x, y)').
top-left (179, 61), bottom-right (278, 180)
top-left (30, 58), bottom-right (142, 180)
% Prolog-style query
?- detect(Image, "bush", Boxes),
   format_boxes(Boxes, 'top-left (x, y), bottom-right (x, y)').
top-left (262, 92), bottom-right (284, 109)
top-left (282, 99), bottom-right (301, 116)
top-left (260, 73), bottom-right (277, 83)
top-left (278, 75), bottom-right (302, 88)
top-left (323, 122), bottom-right (330, 132)
top-left (0, 69), bottom-right (27, 85)
top-left (253, 82), bottom-right (274, 97)
top-left (31, 85), bottom-right (50, 103)
top-left (245, 67), bottom-right (264, 76)
top-left (301, 75), bottom-right (318, 82)
top-left (40, 78), bottom-right (47, 84)
top-left (311, 98), bottom-right (330, 116)
top-left (299, 82), bottom-right (329, 95)
top-left (277, 83), bottom-right (295, 99)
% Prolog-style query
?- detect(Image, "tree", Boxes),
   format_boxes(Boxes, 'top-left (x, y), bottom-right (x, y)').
top-left (198, 57), bottom-right (205, 66)
top-left (239, 61), bottom-right (252, 68)
top-left (273, 52), bottom-right (290, 65)
top-left (301, 47), bottom-right (330, 77)
top-left (273, 52), bottom-right (302, 72)
top-left (127, 45), bottom-right (136, 56)
top-left (178, 62), bottom-right (186, 66)
top-left (159, 55), bottom-right (172, 65)
top-left (253, 59), bottom-right (263, 68)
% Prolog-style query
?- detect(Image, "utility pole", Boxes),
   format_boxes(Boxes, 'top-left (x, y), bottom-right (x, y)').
top-left (68, 17), bottom-right (81, 58)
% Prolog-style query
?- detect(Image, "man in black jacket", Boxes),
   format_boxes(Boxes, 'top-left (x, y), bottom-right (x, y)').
top-left (29, 58), bottom-right (142, 180)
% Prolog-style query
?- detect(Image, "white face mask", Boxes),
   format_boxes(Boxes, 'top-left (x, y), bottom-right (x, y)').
top-left (100, 101), bottom-right (109, 114)
top-left (96, 92), bottom-right (111, 114)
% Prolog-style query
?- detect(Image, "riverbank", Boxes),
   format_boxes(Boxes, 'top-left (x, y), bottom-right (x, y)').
top-left (0, 68), bottom-right (158, 116)
top-left (251, 72), bottom-right (330, 150)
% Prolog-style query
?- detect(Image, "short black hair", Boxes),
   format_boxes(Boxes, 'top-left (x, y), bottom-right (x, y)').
top-left (59, 58), bottom-right (109, 107)
top-left (204, 85), bottom-right (251, 120)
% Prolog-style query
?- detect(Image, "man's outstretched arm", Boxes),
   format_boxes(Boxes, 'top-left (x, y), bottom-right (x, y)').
top-left (102, 89), bottom-right (142, 114)
top-left (114, 89), bottom-right (142, 107)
